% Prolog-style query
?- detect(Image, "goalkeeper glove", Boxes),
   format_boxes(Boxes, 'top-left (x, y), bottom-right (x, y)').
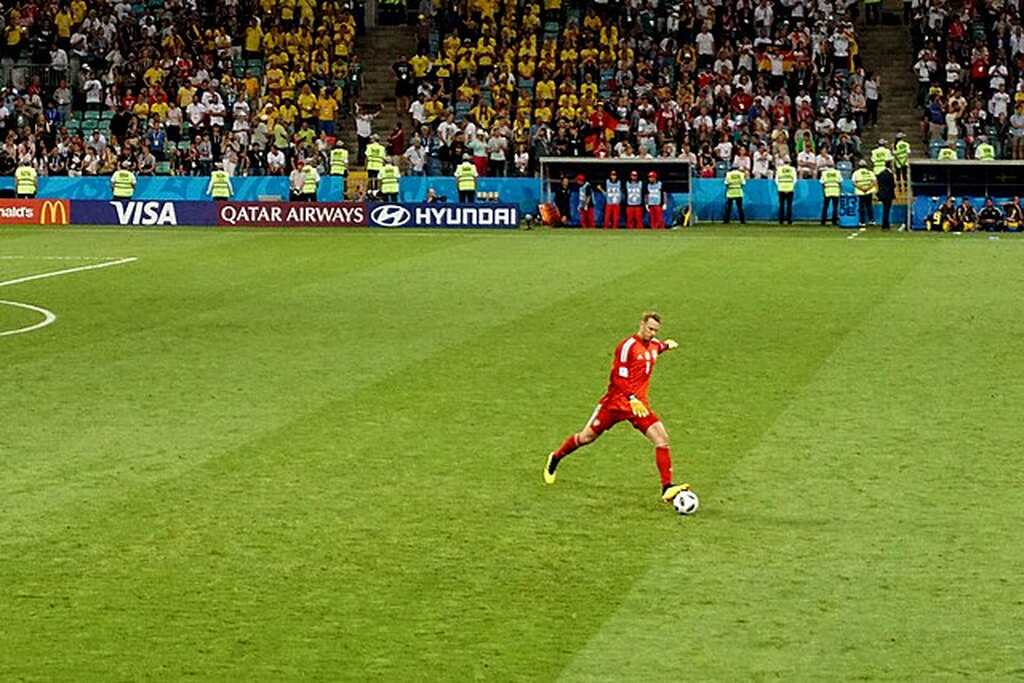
top-left (628, 395), bottom-right (649, 418)
top-left (663, 339), bottom-right (679, 350)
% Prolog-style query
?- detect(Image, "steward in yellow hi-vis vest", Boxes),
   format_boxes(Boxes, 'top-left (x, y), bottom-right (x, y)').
top-left (207, 163), bottom-right (233, 199)
top-left (893, 132), bottom-right (910, 183)
top-left (111, 162), bottom-right (137, 199)
top-left (330, 145), bottom-right (349, 175)
top-left (723, 168), bottom-right (745, 224)
top-left (455, 155), bottom-right (477, 202)
top-left (378, 160), bottom-right (400, 201)
top-left (819, 166), bottom-right (842, 225)
top-left (871, 140), bottom-right (893, 175)
top-left (852, 161), bottom-right (876, 226)
top-left (775, 163), bottom-right (796, 225)
top-left (302, 162), bottom-right (320, 201)
top-left (15, 163), bottom-right (38, 198)
top-left (975, 137), bottom-right (995, 160)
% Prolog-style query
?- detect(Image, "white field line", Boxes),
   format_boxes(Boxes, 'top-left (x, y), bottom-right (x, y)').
top-left (0, 257), bottom-right (137, 289)
top-left (0, 300), bottom-right (57, 337)
top-left (0, 255), bottom-right (134, 261)
top-left (0, 257), bottom-right (137, 338)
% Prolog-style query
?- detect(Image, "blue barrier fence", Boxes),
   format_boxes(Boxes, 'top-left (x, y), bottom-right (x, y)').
top-left (1, 176), bottom-right (907, 225)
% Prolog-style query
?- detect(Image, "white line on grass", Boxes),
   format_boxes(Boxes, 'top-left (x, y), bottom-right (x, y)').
top-left (0, 300), bottom-right (57, 337)
top-left (0, 257), bottom-right (137, 288)
top-left (0, 257), bottom-right (137, 338)
top-left (0, 255), bottom-right (135, 261)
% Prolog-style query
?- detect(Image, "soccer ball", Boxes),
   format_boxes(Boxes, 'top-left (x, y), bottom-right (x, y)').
top-left (672, 490), bottom-right (700, 516)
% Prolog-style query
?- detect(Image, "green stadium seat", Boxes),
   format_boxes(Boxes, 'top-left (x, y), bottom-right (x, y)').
top-left (84, 110), bottom-right (100, 120)
top-left (70, 110), bottom-right (84, 121)
top-left (178, 140), bottom-right (191, 150)
top-left (100, 110), bottom-right (114, 120)
top-left (155, 161), bottom-right (171, 175)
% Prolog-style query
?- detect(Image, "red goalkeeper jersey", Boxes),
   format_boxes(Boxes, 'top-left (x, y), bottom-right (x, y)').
top-left (601, 334), bottom-right (671, 411)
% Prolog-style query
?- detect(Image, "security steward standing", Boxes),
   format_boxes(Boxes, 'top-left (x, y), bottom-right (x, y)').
top-left (723, 167), bottom-right (746, 224)
top-left (852, 160), bottom-right (877, 226)
top-left (15, 161), bottom-right (38, 198)
top-left (875, 160), bottom-right (896, 230)
top-left (302, 159), bottom-right (321, 201)
top-left (775, 160), bottom-right (796, 224)
top-left (819, 164), bottom-right (842, 225)
top-left (207, 161), bottom-right (233, 200)
top-left (455, 154), bottom-right (477, 202)
top-left (365, 134), bottom-right (387, 192)
top-left (893, 132), bottom-right (911, 186)
top-left (378, 157), bottom-right (401, 202)
top-left (111, 161), bottom-right (137, 199)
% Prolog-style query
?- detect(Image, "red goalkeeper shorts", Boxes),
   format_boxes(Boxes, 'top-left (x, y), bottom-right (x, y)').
top-left (586, 400), bottom-right (661, 436)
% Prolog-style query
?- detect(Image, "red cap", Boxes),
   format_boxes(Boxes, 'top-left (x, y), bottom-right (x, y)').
top-left (648, 171), bottom-right (658, 180)
top-left (576, 174), bottom-right (585, 182)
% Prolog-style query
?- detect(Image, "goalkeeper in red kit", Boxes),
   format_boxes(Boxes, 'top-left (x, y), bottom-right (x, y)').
top-left (544, 311), bottom-right (692, 505)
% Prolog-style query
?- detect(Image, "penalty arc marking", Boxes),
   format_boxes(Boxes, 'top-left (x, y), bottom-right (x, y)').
top-left (0, 300), bottom-right (57, 338)
top-left (0, 257), bottom-right (138, 338)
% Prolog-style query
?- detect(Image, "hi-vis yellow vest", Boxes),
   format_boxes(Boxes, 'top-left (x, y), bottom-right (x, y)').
top-left (725, 170), bottom-right (745, 198)
top-left (365, 143), bottom-right (386, 171)
top-left (455, 162), bottom-right (476, 191)
top-left (775, 165), bottom-right (796, 193)
top-left (210, 170), bottom-right (231, 198)
top-left (330, 148), bottom-right (349, 174)
top-left (894, 141), bottom-right (910, 167)
top-left (379, 164), bottom-right (400, 194)
top-left (937, 148), bottom-right (956, 160)
top-left (15, 165), bottom-right (37, 195)
top-left (871, 146), bottom-right (892, 174)
top-left (303, 166), bottom-right (320, 194)
top-left (112, 170), bottom-right (136, 198)
top-left (852, 169), bottom-right (876, 196)
top-left (820, 168), bottom-right (842, 198)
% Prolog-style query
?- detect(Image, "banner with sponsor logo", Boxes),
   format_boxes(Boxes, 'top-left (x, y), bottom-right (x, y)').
top-left (217, 202), bottom-right (365, 227)
top-left (367, 203), bottom-right (520, 229)
top-left (71, 201), bottom-right (217, 226)
top-left (0, 199), bottom-right (70, 225)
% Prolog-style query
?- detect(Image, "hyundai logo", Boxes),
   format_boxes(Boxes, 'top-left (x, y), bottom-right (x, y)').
top-left (371, 204), bottom-right (411, 227)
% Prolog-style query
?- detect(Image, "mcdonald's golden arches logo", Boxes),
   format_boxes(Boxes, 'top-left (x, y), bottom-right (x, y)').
top-left (39, 200), bottom-right (69, 225)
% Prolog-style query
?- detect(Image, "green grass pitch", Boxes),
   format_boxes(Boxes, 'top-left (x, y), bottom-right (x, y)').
top-left (1, 224), bottom-right (1023, 679)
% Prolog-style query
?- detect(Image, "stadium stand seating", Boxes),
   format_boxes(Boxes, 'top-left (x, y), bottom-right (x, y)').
top-left (908, 0), bottom-right (1024, 159)
top-left (0, 0), bottom-right (883, 179)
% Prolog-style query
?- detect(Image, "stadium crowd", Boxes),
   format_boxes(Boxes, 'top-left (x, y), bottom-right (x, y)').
top-left (0, 0), bottom-right (880, 181)
top-left (396, 0), bottom-right (878, 179)
top-left (910, 0), bottom-right (1024, 159)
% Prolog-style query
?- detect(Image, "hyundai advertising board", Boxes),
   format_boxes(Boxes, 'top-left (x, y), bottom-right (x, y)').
top-left (367, 203), bottom-right (520, 229)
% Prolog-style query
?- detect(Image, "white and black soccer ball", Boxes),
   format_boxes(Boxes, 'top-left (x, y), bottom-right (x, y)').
top-left (672, 490), bottom-right (700, 516)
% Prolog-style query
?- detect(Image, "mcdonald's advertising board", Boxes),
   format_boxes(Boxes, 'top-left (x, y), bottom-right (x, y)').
top-left (0, 199), bottom-right (70, 225)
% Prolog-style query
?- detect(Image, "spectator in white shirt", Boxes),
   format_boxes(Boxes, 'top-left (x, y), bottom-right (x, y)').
top-left (797, 148), bottom-right (817, 178)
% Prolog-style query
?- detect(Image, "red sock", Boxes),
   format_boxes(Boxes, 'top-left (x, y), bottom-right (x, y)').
top-left (553, 434), bottom-right (580, 460)
top-left (655, 447), bottom-right (673, 487)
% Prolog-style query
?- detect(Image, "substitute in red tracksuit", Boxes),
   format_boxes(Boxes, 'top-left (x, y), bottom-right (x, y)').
top-left (602, 170), bottom-right (622, 229)
top-left (646, 171), bottom-right (666, 229)
top-left (625, 170), bottom-right (645, 229)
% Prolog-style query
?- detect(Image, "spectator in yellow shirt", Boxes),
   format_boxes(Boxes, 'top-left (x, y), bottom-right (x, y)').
top-left (317, 91), bottom-right (338, 135)
top-left (297, 84), bottom-right (317, 125)
top-left (244, 18), bottom-right (263, 59)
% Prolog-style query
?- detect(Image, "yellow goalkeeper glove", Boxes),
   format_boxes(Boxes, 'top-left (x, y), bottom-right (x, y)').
top-left (628, 395), bottom-right (649, 418)
top-left (664, 339), bottom-right (679, 350)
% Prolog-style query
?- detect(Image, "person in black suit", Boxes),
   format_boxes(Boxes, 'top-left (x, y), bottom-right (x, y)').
top-left (875, 161), bottom-right (896, 230)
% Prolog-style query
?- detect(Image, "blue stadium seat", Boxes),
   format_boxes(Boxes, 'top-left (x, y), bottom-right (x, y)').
top-left (837, 160), bottom-right (852, 179)
top-left (929, 140), bottom-right (944, 159)
top-left (715, 161), bottom-right (729, 178)
top-left (956, 139), bottom-right (967, 159)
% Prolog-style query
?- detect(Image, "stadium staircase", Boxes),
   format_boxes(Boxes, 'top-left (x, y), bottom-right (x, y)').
top-left (858, 0), bottom-right (917, 199)
top-left (340, 25), bottom-right (418, 166)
